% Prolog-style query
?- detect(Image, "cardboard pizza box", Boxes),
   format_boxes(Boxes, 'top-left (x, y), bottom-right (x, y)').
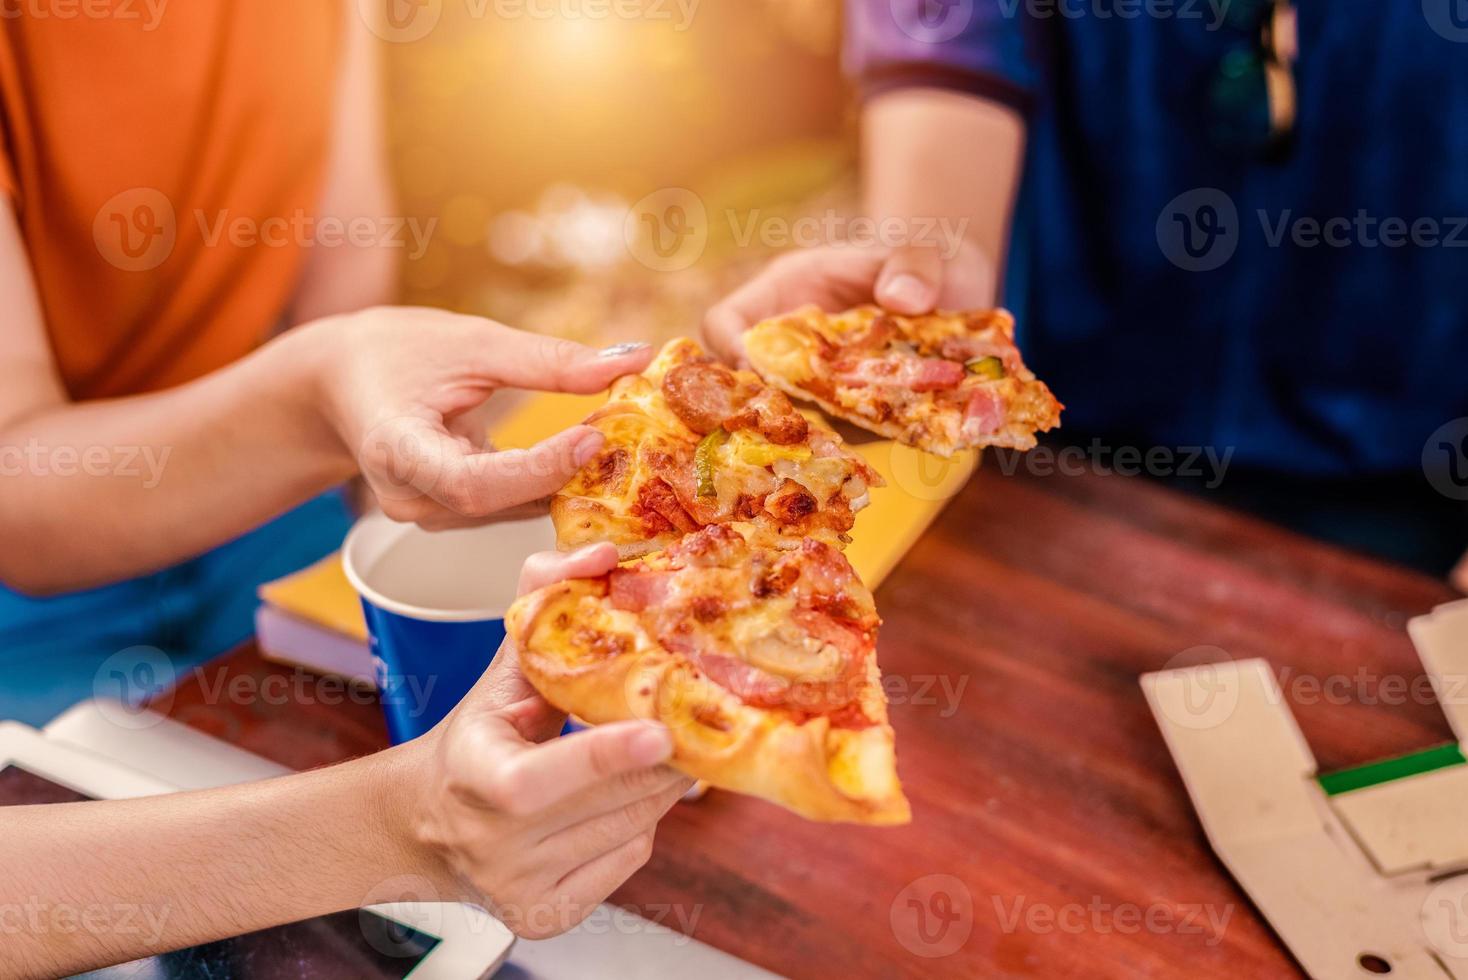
top-left (1141, 598), bottom-right (1468, 979)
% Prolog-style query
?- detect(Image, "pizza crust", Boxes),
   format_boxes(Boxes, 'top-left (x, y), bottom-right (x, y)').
top-left (507, 580), bottom-right (911, 826)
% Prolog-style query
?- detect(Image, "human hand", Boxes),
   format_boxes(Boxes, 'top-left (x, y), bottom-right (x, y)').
top-left (702, 239), bottom-right (996, 365)
top-left (308, 306), bottom-right (654, 529)
top-left (407, 543), bottom-right (694, 939)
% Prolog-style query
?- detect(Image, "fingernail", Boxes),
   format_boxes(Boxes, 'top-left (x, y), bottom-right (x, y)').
top-left (630, 725), bottom-right (673, 765)
top-left (598, 341), bottom-right (651, 358)
top-left (882, 274), bottom-right (931, 311)
top-left (572, 429), bottom-right (605, 466)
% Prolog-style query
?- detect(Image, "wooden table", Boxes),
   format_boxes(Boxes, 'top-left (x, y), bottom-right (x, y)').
top-left (160, 465), bottom-right (1462, 979)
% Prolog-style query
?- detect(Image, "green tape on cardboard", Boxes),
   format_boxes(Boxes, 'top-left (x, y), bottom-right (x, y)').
top-left (1318, 742), bottom-right (1466, 797)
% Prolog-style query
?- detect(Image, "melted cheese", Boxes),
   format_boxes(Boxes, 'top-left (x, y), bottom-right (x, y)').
top-left (745, 319), bottom-right (822, 383)
top-left (530, 590), bottom-right (639, 669)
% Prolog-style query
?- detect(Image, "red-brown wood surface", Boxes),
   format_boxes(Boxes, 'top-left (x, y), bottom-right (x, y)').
top-left (161, 466), bottom-right (1462, 979)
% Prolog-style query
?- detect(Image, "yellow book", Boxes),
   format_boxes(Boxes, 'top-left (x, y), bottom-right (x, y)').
top-left (258, 392), bottom-right (973, 639)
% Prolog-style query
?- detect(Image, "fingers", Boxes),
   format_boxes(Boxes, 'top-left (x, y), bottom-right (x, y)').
top-left (442, 426), bottom-right (605, 513)
top-left (874, 245), bottom-right (945, 315)
top-left (496, 829), bottom-right (662, 941)
top-left (540, 766), bottom-right (691, 837)
top-left (518, 543), bottom-right (621, 596)
top-left (484, 721), bottom-right (674, 816)
top-left (551, 831), bottom-right (659, 919)
top-left (372, 421), bottom-right (604, 519)
top-left (702, 271), bottom-right (780, 365)
top-left (538, 772), bottom-right (691, 866)
top-left (460, 319), bottom-right (654, 394)
top-left (702, 246), bottom-right (894, 364)
top-left (409, 499), bottom-right (550, 532)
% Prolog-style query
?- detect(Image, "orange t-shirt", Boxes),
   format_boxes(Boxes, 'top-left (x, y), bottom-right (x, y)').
top-left (0, 2), bottom-right (342, 399)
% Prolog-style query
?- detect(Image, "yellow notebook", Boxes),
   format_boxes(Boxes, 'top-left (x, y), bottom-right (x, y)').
top-left (258, 392), bottom-right (974, 639)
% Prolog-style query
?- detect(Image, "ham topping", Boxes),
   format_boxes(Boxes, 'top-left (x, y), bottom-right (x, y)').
top-left (612, 526), bottom-right (877, 715)
top-left (961, 388), bottom-right (1006, 438)
top-left (608, 568), bottom-right (674, 612)
top-left (830, 354), bottom-right (965, 392)
top-left (938, 335), bottom-right (1023, 374)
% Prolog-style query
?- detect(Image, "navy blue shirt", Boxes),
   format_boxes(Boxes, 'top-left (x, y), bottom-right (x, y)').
top-left (849, 0), bottom-right (1468, 475)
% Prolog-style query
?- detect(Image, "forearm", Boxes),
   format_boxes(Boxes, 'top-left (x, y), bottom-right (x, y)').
top-left (1, 743), bottom-right (429, 979)
top-left (861, 87), bottom-right (1027, 275)
top-left (0, 324), bottom-right (353, 595)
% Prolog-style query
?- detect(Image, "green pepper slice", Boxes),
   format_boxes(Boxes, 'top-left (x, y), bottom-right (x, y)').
top-left (695, 428), bottom-right (729, 497)
top-left (967, 356), bottom-right (1005, 381)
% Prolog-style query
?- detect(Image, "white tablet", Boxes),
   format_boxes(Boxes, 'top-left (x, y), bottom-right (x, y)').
top-left (0, 721), bottom-right (513, 980)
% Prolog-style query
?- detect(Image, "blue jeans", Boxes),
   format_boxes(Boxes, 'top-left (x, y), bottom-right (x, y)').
top-left (0, 491), bottom-right (354, 726)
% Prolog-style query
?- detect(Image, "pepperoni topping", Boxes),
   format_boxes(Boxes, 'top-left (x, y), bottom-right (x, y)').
top-left (722, 388), bottom-right (810, 445)
top-left (663, 361), bottom-right (810, 445)
top-left (661, 361), bottom-right (744, 435)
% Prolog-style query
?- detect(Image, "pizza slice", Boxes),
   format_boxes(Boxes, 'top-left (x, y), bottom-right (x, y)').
top-left (506, 523), bottom-right (910, 825)
top-left (744, 304), bottom-right (1063, 457)
top-left (552, 338), bottom-right (882, 559)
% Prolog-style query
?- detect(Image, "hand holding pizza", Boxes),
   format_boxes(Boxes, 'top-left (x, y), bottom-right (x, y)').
top-left (310, 306), bottom-right (655, 530)
top-left (408, 543), bottom-right (694, 940)
top-left (702, 239), bottom-right (996, 366)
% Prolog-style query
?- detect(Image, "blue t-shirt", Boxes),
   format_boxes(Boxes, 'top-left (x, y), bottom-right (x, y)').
top-left (849, 0), bottom-right (1468, 475)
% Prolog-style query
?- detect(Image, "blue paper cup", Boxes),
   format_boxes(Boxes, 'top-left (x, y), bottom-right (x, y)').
top-left (342, 512), bottom-right (556, 744)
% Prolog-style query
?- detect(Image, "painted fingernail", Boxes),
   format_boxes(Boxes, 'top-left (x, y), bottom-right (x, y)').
top-left (630, 725), bottom-right (673, 765)
top-left (572, 429), bottom-right (605, 466)
top-left (883, 274), bottom-right (930, 310)
top-left (598, 341), bottom-right (651, 358)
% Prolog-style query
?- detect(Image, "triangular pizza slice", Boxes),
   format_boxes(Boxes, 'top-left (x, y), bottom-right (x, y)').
top-left (745, 305), bottom-right (1062, 457)
top-left (507, 523), bottom-right (910, 825)
top-left (552, 338), bottom-right (881, 559)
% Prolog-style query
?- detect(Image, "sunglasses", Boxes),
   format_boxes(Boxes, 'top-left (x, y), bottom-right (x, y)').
top-left (1207, 0), bottom-right (1299, 158)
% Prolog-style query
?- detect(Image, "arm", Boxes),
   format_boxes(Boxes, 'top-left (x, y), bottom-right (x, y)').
top-left (0, 200), bottom-right (654, 596)
top-left (702, 91), bottom-right (1024, 363)
top-left (703, 0), bottom-right (1031, 361)
top-left (0, 216), bottom-right (343, 593)
top-left (861, 87), bottom-right (1025, 307)
top-left (3, 545), bottom-right (693, 977)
